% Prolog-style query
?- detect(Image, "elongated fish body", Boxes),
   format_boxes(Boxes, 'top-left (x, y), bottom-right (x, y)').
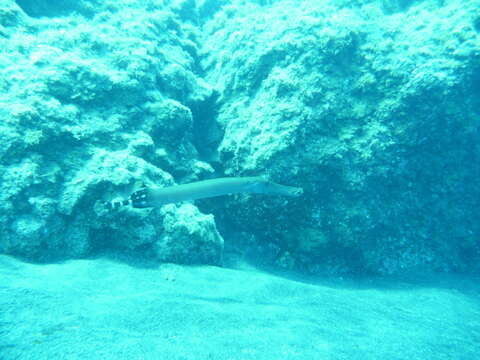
top-left (105, 177), bottom-right (303, 210)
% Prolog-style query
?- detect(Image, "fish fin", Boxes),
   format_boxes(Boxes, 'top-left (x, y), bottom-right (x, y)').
top-left (130, 188), bottom-right (153, 208)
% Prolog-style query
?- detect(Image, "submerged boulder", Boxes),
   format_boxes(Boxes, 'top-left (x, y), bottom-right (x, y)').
top-left (201, 0), bottom-right (480, 275)
top-left (154, 204), bottom-right (224, 265)
top-left (0, 0), bottom-right (219, 263)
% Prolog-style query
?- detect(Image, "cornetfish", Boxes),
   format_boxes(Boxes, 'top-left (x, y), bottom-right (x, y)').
top-left (106, 177), bottom-right (303, 209)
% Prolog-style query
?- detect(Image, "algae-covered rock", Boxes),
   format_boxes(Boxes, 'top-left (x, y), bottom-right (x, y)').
top-left (1, 0), bottom-right (479, 275)
top-left (201, 0), bottom-right (480, 275)
top-left (0, 0), bottom-right (26, 33)
top-left (0, 0), bottom-right (219, 263)
top-left (153, 204), bottom-right (224, 265)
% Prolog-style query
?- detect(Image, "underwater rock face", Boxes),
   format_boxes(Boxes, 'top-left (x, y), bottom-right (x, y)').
top-left (0, 0), bottom-right (219, 263)
top-left (201, 0), bottom-right (480, 275)
top-left (0, 0), bottom-right (479, 275)
top-left (154, 204), bottom-right (224, 265)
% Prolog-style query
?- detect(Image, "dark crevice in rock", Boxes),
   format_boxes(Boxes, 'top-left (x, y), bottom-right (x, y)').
top-left (474, 16), bottom-right (480, 33)
top-left (15, 0), bottom-right (96, 18)
top-left (381, 0), bottom-right (417, 14)
top-left (197, 0), bottom-right (225, 24)
top-left (190, 90), bottom-right (223, 163)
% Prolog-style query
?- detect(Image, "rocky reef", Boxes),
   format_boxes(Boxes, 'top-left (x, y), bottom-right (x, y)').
top-left (1, 0), bottom-right (479, 275)
top-left (202, 0), bottom-right (480, 275)
top-left (0, 0), bottom-right (221, 264)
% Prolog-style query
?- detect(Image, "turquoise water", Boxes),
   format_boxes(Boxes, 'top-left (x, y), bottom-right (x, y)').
top-left (1, 0), bottom-right (480, 358)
